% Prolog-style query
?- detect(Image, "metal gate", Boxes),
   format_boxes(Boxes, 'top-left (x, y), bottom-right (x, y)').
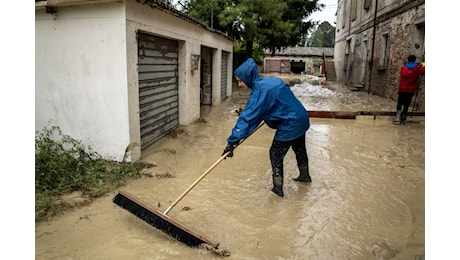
top-left (137, 33), bottom-right (179, 149)
top-left (221, 52), bottom-right (228, 101)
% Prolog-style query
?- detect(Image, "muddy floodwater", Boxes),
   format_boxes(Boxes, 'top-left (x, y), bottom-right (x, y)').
top-left (35, 82), bottom-right (425, 259)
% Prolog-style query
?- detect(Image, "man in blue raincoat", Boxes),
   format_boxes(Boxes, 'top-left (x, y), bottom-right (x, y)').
top-left (222, 58), bottom-right (311, 197)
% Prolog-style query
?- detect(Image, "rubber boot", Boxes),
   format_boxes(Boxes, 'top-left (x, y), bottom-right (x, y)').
top-left (292, 166), bottom-right (311, 182)
top-left (393, 110), bottom-right (401, 123)
top-left (271, 174), bottom-right (284, 197)
top-left (400, 112), bottom-right (407, 125)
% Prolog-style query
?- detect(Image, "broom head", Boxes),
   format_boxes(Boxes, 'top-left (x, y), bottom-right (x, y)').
top-left (113, 190), bottom-right (229, 255)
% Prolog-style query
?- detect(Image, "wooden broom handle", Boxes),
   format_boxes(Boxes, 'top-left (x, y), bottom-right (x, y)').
top-left (163, 122), bottom-right (265, 215)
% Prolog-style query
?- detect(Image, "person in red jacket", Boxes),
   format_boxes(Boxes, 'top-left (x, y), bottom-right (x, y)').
top-left (394, 55), bottom-right (425, 124)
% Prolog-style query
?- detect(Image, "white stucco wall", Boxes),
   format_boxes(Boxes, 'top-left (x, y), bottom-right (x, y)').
top-left (35, 2), bottom-right (131, 161)
top-left (36, 0), bottom-right (233, 162)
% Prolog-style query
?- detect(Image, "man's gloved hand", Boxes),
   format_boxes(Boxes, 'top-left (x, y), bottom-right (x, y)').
top-left (421, 62), bottom-right (425, 68)
top-left (222, 143), bottom-right (235, 158)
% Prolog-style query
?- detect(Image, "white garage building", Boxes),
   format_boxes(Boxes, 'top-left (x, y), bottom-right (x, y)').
top-left (35, 0), bottom-right (234, 162)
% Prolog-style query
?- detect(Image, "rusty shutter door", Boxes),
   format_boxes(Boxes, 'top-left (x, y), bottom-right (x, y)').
top-left (266, 59), bottom-right (281, 73)
top-left (221, 52), bottom-right (228, 101)
top-left (280, 59), bottom-right (291, 73)
top-left (138, 33), bottom-right (179, 149)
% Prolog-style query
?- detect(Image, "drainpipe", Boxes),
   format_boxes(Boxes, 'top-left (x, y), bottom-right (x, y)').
top-left (322, 51), bottom-right (326, 79)
top-left (367, 0), bottom-right (378, 94)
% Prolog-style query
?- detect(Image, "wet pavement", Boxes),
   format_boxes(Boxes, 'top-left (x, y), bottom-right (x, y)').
top-left (35, 80), bottom-right (425, 259)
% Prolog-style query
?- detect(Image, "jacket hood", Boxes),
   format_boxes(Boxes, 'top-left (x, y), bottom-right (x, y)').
top-left (234, 58), bottom-right (260, 89)
top-left (406, 62), bottom-right (418, 69)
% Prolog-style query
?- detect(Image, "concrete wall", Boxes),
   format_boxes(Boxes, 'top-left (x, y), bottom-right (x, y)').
top-left (35, 2), bottom-right (130, 161)
top-left (36, 0), bottom-right (233, 162)
top-left (334, 0), bottom-right (425, 110)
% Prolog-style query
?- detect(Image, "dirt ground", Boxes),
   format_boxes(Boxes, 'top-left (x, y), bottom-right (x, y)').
top-left (34, 81), bottom-right (426, 259)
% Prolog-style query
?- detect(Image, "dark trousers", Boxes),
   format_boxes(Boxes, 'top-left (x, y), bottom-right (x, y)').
top-left (269, 134), bottom-right (308, 177)
top-left (396, 92), bottom-right (415, 119)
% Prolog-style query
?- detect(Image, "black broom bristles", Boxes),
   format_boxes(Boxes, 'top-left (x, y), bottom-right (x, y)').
top-left (113, 191), bottom-right (220, 249)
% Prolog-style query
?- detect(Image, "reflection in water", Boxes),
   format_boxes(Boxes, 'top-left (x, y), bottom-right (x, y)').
top-left (35, 83), bottom-right (424, 260)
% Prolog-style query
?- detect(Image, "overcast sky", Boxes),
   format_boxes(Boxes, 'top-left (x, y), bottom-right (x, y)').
top-left (308, 0), bottom-right (338, 26)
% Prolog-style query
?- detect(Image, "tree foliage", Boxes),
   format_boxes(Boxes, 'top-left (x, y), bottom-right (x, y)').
top-left (308, 21), bottom-right (336, 47)
top-left (184, 0), bottom-right (323, 58)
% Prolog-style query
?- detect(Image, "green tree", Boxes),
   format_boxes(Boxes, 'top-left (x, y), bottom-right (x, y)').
top-left (186, 0), bottom-right (228, 32)
top-left (279, 0), bottom-right (323, 50)
top-left (308, 21), bottom-right (336, 47)
top-left (186, 0), bottom-right (323, 58)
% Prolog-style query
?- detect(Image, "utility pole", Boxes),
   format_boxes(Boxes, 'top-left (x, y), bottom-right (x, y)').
top-left (367, 0), bottom-right (378, 94)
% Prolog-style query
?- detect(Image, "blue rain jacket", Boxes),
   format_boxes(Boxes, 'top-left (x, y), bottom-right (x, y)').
top-left (227, 58), bottom-right (310, 145)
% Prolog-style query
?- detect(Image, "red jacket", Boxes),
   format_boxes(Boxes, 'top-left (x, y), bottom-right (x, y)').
top-left (398, 62), bottom-right (425, 93)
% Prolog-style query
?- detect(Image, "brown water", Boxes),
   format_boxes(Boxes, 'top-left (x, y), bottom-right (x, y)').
top-left (35, 82), bottom-right (425, 259)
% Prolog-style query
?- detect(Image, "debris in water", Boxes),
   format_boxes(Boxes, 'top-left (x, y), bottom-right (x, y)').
top-left (200, 243), bottom-right (231, 257)
top-left (155, 171), bottom-right (175, 179)
top-left (370, 242), bottom-right (398, 260)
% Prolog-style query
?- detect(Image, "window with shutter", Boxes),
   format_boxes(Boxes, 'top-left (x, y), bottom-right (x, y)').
top-left (364, 0), bottom-right (371, 10)
top-left (352, 0), bottom-right (357, 21)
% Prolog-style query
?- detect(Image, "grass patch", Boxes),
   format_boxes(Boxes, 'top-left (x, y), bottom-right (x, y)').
top-left (35, 123), bottom-right (155, 222)
top-left (153, 148), bottom-right (176, 155)
top-left (196, 117), bottom-right (208, 124)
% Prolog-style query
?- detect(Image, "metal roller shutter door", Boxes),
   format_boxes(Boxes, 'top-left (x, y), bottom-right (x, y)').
top-left (138, 33), bottom-right (179, 149)
top-left (221, 52), bottom-right (228, 101)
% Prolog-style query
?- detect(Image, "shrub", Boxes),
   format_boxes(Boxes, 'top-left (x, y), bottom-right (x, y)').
top-left (35, 123), bottom-right (154, 222)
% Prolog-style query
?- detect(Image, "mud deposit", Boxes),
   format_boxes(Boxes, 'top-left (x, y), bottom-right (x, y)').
top-left (35, 82), bottom-right (425, 259)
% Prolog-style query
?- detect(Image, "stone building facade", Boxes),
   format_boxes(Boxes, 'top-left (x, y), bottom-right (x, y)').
top-left (334, 0), bottom-right (425, 111)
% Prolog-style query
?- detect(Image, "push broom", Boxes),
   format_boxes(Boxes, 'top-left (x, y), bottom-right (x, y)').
top-left (405, 75), bottom-right (423, 124)
top-left (113, 122), bottom-right (265, 255)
